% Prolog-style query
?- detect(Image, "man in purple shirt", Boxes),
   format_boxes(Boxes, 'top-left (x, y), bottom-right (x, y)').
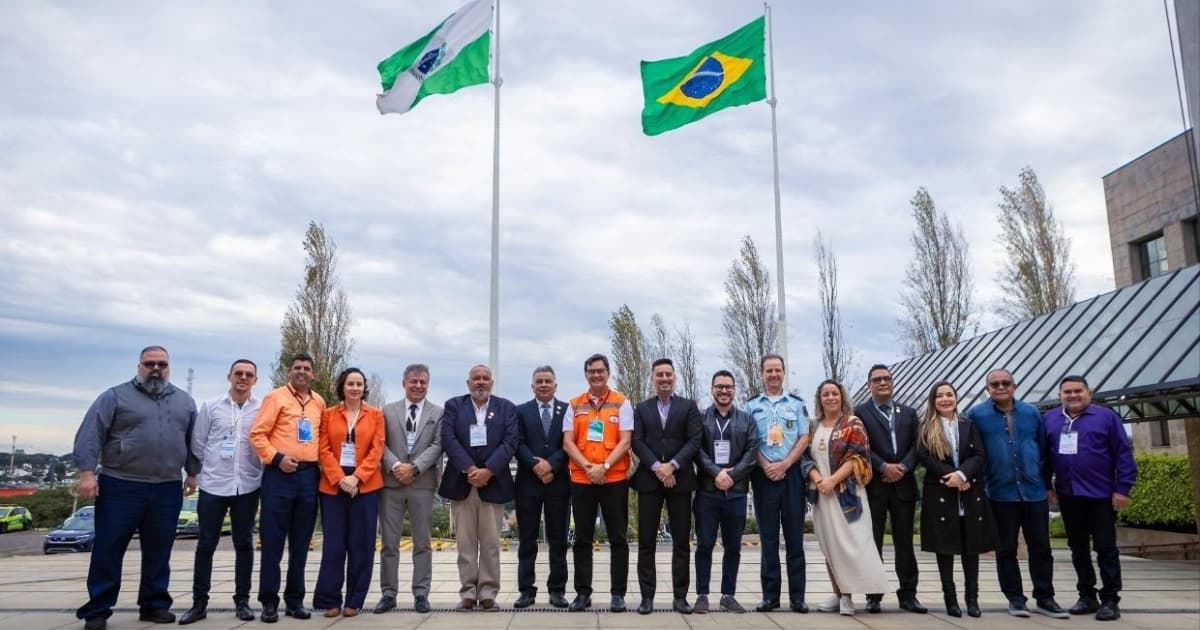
top-left (1043, 376), bottom-right (1136, 622)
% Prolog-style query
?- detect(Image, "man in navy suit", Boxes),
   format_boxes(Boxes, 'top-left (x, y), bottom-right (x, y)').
top-left (437, 365), bottom-right (519, 612)
top-left (512, 366), bottom-right (571, 609)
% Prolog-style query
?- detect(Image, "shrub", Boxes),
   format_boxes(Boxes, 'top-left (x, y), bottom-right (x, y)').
top-left (1119, 453), bottom-right (1195, 529)
top-left (21, 487), bottom-right (92, 528)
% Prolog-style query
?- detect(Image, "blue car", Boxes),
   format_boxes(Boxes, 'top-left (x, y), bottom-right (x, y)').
top-left (44, 514), bottom-right (96, 554)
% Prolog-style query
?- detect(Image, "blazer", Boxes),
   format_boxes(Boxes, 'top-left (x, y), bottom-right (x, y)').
top-left (853, 399), bottom-right (920, 501)
top-left (437, 394), bottom-right (519, 504)
top-left (918, 418), bottom-right (994, 555)
top-left (631, 394), bottom-right (703, 494)
top-left (514, 398), bottom-right (570, 497)
top-left (380, 398), bottom-right (444, 490)
top-left (317, 403), bottom-right (385, 495)
top-left (694, 405), bottom-right (759, 496)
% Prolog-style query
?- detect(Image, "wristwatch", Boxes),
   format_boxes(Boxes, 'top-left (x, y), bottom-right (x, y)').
top-left (602, 461), bottom-right (611, 471)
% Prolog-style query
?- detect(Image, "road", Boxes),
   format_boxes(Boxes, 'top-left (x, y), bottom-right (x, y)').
top-left (0, 529), bottom-right (209, 557)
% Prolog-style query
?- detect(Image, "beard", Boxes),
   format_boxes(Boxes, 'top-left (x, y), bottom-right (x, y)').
top-left (137, 374), bottom-right (169, 395)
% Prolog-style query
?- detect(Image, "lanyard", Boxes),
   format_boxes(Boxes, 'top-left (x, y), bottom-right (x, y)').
top-left (714, 414), bottom-right (732, 439)
top-left (288, 386), bottom-right (313, 416)
top-left (1062, 408), bottom-right (1079, 433)
top-left (763, 396), bottom-right (793, 428)
top-left (345, 406), bottom-right (361, 442)
top-left (230, 398), bottom-right (245, 433)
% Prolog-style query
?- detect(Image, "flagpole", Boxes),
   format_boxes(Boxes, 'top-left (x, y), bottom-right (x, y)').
top-left (489, 0), bottom-right (502, 374)
top-left (764, 2), bottom-right (788, 390)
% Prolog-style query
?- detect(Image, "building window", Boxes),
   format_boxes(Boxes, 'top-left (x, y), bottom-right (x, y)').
top-left (1149, 419), bottom-right (1171, 447)
top-left (1139, 236), bottom-right (1169, 280)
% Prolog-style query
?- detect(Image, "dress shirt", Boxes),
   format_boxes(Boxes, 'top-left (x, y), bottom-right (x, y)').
top-left (193, 392), bottom-right (263, 496)
top-left (1044, 404), bottom-right (1136, 499)
top-left (405, 398), bottom-right (425, 428)
top-left (746, 392), bottom-right (809, 463)
top-left (965, 399), bottom-right (1048, 502)
top-left (249, 385), bottom-right (326, 466)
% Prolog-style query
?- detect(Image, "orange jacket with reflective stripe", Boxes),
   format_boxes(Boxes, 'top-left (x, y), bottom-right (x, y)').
top-left (567, 389), bottom-right (630, 484)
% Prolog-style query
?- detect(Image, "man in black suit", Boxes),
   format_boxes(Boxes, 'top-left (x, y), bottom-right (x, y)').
top-left (512, 366), bottom-right (571, 609)
top-left (631, 358), bottom-right (703, 615)
top-left (853, 364), bottom-right (927, 614)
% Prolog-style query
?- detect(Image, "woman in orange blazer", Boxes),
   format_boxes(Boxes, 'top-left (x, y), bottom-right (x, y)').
top-left (314, 367), bottom-right (385, 617)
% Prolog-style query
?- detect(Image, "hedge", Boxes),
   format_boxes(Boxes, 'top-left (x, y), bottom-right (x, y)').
top-left (1118, 453), bottom-right (1195, 529)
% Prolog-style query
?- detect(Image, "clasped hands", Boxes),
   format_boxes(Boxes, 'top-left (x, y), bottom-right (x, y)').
top-left (532, 457), bottom-right (555, 484)
top-left (338, 474), bottom-right (360, 497)
top-left (465, 465), bottom-right (494, 488)
top-left (941, 472), bottom-right (971, 491)
top-left (881, 462), bottom-right (906, 483)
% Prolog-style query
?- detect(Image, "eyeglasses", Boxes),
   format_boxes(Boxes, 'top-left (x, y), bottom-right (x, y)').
top-left (141, 361), bottom-right (169, 369)
top-left (232, 371), bottom-right (256, 378)
top-left (712, 384), bottom-right (734, 391)
top-left (585, 369), bottom-right (608, 375)
top-left (988, 380), bottom-right (1013, 388)
top-left (869, 376), bottom-right (893, 384)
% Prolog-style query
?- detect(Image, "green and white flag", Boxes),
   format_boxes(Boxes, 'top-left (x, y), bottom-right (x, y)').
top-left (376, 0), bottom-right (492, 115)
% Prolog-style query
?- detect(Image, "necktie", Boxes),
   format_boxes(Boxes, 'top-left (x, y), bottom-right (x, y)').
top-left (878, 404), bottom-right (892, 430)
top-left (540, 403), bottom-right (552, 436)
top-left (407, 404), bottom-right (417, 433)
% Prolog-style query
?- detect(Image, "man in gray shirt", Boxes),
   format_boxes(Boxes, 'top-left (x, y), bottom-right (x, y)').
top-left (73, 346), bottom-right (200, 630)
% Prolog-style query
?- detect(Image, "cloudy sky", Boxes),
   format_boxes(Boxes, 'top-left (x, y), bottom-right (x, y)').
top-left (0, 1), bottom-right (1191, 455)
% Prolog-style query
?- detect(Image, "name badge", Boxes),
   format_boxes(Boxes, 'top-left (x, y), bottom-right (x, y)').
top-left (470, 423), bottom-right (488, 447)
top-left (714, 440), bottom-right (731, 465)
top-left (587, 419), bottom-right (604, 442)
top-left (340, 442), bottom-right (356, 467)
top-left (219, 434), bottom-right (235, 460)
top-left (766, 422), bottom-right (784, 447)
top-left (406, 431), bottom-right (417, 450)
top-left (1059, 432), bottom-right (1078, 455)
top-left (297, 417), bottom-right (314, 443)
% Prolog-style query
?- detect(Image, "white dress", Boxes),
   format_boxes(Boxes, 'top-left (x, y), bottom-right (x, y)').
top-left (811, 423), bottom-right (888, 595)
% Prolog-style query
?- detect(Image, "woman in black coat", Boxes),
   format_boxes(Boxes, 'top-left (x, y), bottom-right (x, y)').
top-left (917, 381), bottom-right (994, 618)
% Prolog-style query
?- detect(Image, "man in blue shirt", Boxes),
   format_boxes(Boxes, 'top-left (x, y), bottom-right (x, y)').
top-left (965, 369), bottom-right (1068, 619)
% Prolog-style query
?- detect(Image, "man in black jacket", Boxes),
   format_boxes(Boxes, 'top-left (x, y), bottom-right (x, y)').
top-left (691, 370), bottom-right (759, 614)
top-left (853, 364), bottom-right (927, 614)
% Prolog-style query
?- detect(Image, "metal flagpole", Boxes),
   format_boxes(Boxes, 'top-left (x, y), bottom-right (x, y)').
top-left (765, 2), bottom-right (789, 389)
top-left (489, 0), bottom-right (502, 373)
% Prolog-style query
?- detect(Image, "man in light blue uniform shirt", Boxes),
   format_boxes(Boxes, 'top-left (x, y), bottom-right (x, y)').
top-left (745, 353), bottom-right (810, 613)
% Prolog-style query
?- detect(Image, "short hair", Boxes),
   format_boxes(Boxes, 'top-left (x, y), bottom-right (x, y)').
top-left (335, 367), bottom-right (368, 402)
top-left (812, 379), bottom-right (853, 418)
top-left (1059, 375), bottom-right (1090, 389)
top-left (140, 345), bottom-right (169, 359)
top-left (867, 363), bottom-right (890, 379)
top-left (228, 359), bottom-right (257, 374)
top-left (402, 363), bottom-right (430, 381)
top-left (584, 353), bottom-right (610, 371)
top-left (711, 369), bottom-right (735, 385)
top-left (986, 368), bottom-right (1014, 382)
top-left (651, 358), bottom-right (674, 371)
top-left (468, 364), bottom-right (492, 377)
top-left (290, 352), bottom-right (315, 368)
top-left (760, 353), bottom-right (785, 371)
top-left (532, 365), bottom-right (556, 379)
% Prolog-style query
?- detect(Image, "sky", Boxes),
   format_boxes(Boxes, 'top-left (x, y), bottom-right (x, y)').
top-left (0, 1), bottom-right (1192, 455)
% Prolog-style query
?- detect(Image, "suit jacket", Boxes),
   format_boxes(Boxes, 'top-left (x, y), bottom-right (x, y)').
top-left (514, 398), bottom-right (570, 497)
top-left (380, 399), bottom-right (444, 491)
top-left (631, 394), bottom-right (703, 494)
top-left (917, 418), bottom-right (993, 555)
top-left (437, 394), bottom-right (519, 504)
top-left (854, 399), bottom-right (919, 501)
top-left (695, 405), bottom-right (759, 496)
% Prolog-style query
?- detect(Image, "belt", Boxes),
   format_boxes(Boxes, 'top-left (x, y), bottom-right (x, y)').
top-left (295, 461), bottom-right (319, 470)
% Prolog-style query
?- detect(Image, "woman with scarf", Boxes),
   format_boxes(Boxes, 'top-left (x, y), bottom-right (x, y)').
top-left (804, 379), bottom-right (887, 616)
top-left (917, 381), bottom-right (993, 618)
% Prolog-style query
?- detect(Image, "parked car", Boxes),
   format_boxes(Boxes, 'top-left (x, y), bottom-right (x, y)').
top-left (0, 505), bottom-right (33, 533)
top-left (176, 497), bottom-right (232, 537)
top-left (44, 514), bottom-right (96, 553)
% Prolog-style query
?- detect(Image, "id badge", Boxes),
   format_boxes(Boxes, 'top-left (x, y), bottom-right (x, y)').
top-left (406, 431), bottom-right (417, 450)
top-left (587, 419), bottom-right (604, 442)
top-left (714, 440), bottom-right (731, 465)
top-left (219, 435), bottom-right (236, 460)
top-left (297, 417), bottom-right (314, 443)
top-left (766, 422), bottom-right (784, 447)
top-left (470, 423), bottom-right (488, 447)
top-left (1059, 432), bottom-right (1078, 455)
top-left (340, 442), bottom-right (356, 467)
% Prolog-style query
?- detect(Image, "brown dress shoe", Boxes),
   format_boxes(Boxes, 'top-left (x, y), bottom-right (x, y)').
top-left (343, 608), bottom-right (359, 617)
top-left (480, 599), bottom-right (499, 611)
top-left (323, 608), bottom-right (341, 618)
top-left (456, 598), bottom-right (477, 611)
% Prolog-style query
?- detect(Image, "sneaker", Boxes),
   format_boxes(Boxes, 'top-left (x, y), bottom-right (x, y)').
top-left (719, 595), bottom-right (745, 614)
top-left (1034, 598), bottom-right (1070, 619)
top-left (817, 594), bottom-right (840, 613)
top-left (839, 595), bottom-right (854, 616)
top-left (1096, 602), bottom-right (1120, 621)
top-left (1008, 601), bottom-right (1032, 617)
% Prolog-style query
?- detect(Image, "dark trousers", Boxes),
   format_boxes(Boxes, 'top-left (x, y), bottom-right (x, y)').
top-left (258, 466), bottom-right (319, 609)
top-left (314, 486), bottom-right (379, 610)
top-left (936, 516), bottom-right (979, 603)
top-left (570, 481), bottom-right (628, 596)
top-left (193, 489), bottom-right (259, 605)
top-left (991, 499), bottom-right (1055, 604)
top-left (637, 487), bottom-right (692, 600)
top-left (77, 475), bottom-right (182, 621)
top-left (751, 466), bottom-right (807, 605)
top-left (693, 491), bottom-right (747, 597)
top-left (867, 485), bottom-right (918, 600)
top-left (1059, 495), bottom-right (1122, 603)
top-left (515, 490), bottom-right (570, 596)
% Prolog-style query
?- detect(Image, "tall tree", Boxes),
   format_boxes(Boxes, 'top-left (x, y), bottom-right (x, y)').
top-left (608, 304), bottom-right (649, 404)
top-left (674, 321), bottom-right (702, 402)
top-left (813, 231), bottom-right (853, 384)
top-left (722, 235), bottom-right (778, 401)
top-left (996, 166), bottom-right (1076, 322)
top-left (647, 313), bottom-right (674, 363)
top-left (898, 187), bottom-right (976, 355)
top-left (273, 221), bottom-right (353, 402)
top-left (366, 372), bottom-right (388, 407)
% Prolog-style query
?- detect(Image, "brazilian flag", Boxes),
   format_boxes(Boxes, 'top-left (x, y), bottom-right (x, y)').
top-left (640, 17), bottom-right (766, 136)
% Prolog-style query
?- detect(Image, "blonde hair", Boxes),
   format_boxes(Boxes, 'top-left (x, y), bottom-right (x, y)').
top-left (918, 380), bottom-right (956, 461)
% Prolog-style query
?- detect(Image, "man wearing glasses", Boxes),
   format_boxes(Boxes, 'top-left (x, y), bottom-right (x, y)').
top-left (966, 369), bottom-right (1068, 619)
top-left (73, 346), bottom-right (200, 630)
top-left (180, 360), bottom-right (263, 624)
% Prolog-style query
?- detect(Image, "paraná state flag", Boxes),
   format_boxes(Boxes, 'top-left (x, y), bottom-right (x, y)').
top-left (639, 17), bottom-right (766, 136)
top-left (376, 0), bottom-right (491, 115)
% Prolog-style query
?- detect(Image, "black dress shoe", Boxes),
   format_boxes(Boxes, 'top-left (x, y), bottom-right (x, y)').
top-left (373, 595), bottom-right (397, 614)
top-left (284, 607), bottom-right (311, 620)
top-left (790, 601), bottom-right (809, 613)
top-left (672, 598), bottom-right (693, 614)
top-left (1070, 596), bottom-right (1100, 615)
top-left (139, 609), bottom-right (176, 623)
top-left (945, 598), bottom-right (962, 618)
top-left (260, 605), bottom-right (279, 623)
top-left (610, 595), bottom-right (626, 612)
top-left (865, 598), bottom-right (882, 614)
top-left (83, 617), bottom-right (107, 630)
top-left (235, 602), bottom-right (256, 621)
top-left (414, 595), bottom-right (431, 613)
top-left (513, 592), bottom-right (536, 609)
top-left (568, 594), bottom-right (591, 612)
top-left (967, 601), bottom-right (982, 618)
top-left (1096, 602), bottom-right (1120, 621)
top-left (549, 592), bottom-right (569, 608)
top-left (900, 597), bottom-right (928, 614)
top-left (178, 605), bottom-right (207, 625)
top-left (756, 599), bottom-right (780, 612)
top-left (637, 598), bottom-right (653, 615)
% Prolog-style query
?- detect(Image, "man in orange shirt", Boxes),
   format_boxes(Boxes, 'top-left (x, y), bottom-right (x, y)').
top-left (249, 353), bottom-right (326, 623)
top-left (562, 353), bottom-right (633, 613)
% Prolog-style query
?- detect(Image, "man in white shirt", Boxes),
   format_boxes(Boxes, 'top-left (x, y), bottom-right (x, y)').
top-left (180, 360), bottom-right (263, 624)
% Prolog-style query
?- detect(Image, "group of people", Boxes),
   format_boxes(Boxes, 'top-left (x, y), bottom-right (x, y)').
top-left (70, 346), bottom-right (1137, 630)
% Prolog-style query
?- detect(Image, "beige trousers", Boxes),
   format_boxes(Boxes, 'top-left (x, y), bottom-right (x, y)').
top-left (453, 488), bottom-right (505, 600)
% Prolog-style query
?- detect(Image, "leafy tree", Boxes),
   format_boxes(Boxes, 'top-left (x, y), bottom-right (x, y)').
top-left (608, 304), bottom-right (649, 404)
top-left (722, 235), bottom-right (777, 401)
top-left (898, 187), bottom-right (976, 354)
top-left (996, 166), bottom-right (1076, 322)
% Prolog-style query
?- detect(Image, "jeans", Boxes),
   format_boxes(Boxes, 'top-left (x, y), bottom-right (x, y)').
top-left (693, 491), bottom-right (747, 596)
top-left (751, 466), bottom-right (807, 605)
top-left (193, 489), bottom-right (259, 604)
top-left (1059, 495), bottom-right (1121, 603)
top-left (991, 499), bottom-right (1055, 604)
